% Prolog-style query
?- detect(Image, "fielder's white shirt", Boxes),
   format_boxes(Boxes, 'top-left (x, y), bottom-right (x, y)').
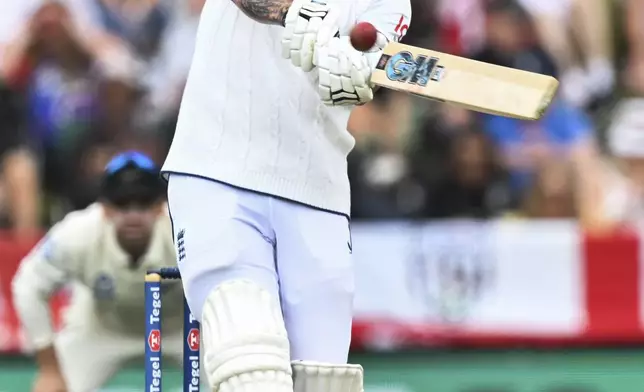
top-left (12, 203), bottom-right (183, 350)
top-left (162, 0), bottom-right (411, 215)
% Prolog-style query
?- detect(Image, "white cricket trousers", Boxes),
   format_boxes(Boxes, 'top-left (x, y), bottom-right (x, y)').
top-left (166, 173), bottom-right (354, 363)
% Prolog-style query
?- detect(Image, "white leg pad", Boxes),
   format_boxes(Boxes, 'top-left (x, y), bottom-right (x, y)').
top-left (292, 361), bottom-right (364, 392)
top-left (201, 280), bottom-right (293, 392)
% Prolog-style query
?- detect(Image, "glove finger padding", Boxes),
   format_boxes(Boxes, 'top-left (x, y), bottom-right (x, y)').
top-left (317, 37), bottom-right (373, 106)
top-left (282, 0), bottom-right (339, 72)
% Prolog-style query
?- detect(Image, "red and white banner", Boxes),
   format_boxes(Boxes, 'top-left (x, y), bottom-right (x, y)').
top-left (0, 220), bottom-right (642, 352)
top-left (350, 220), bottom-right (643, 349)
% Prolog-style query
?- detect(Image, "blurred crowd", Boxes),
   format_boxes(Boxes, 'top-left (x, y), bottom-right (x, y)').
top-left (350, 0), bottom-right (644, 229)
top-left (0, 0), bottom-right (642, 239)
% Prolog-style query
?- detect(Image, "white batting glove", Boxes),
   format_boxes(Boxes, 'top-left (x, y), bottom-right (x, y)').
top-left (281, 0), bottom-right (339, 72)
top-left (315, 37), bottom-right (373, 106)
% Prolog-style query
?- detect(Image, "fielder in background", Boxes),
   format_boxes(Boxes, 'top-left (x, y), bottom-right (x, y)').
top-left (161, 0), bottom-right (410, 391)
top-left (12, 151), bottom-right (185, 392)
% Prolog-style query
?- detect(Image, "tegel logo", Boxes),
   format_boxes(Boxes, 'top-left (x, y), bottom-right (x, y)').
top-left (148, 330), bottom-right (161, 352)
top-left (186, 354), bottom-right (200, 391)
top-left (148, 286), bottom-right (161, 325)
top-left (184, 309), bottom-right (200, 391)
top-left (186, 328), bottom-right (199, 351)
top-left (147, 355), bottom-right (161, 391)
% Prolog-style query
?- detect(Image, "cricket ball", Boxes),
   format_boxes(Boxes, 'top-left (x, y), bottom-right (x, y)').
top-left (350, 22), bottom-right (378, 52)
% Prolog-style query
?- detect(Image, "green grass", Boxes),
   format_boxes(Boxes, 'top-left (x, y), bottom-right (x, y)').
top-left (2, 349), bottom-right (644, 392)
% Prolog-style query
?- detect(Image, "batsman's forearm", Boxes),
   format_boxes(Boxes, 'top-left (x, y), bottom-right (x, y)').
top-left (231, 0), bottom-right (293, 25)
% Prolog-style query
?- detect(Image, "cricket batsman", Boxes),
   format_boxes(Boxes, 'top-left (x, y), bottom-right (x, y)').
top-left (12, 151), bottom-right (185, 392)
top-left (161, 0), bottom-right (411, 391)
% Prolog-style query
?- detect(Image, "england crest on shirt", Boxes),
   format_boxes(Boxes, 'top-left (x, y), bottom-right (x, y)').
top-left (93, 273), bottom-right (115, 300)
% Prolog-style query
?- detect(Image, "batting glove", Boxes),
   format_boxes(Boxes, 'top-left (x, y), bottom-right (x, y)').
top-left (281, 0), bottom-right (339, 72)
top-left (315, 36), bottom-right (374, 106)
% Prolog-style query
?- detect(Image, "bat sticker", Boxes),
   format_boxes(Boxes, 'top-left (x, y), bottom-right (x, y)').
top-left (378, 51), bottom-right (444, 87)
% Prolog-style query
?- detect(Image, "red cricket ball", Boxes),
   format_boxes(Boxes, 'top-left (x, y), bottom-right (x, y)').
top-left (350, 22), bottom-right (378, 52)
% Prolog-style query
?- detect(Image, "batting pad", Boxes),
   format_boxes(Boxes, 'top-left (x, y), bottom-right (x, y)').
top-left (201, 280), bottom-right (293, 392)
top-left (292, 361), bottom-right (364, 392)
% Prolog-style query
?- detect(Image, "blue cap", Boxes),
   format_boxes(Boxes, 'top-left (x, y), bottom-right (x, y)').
top-left (104, 151), bottom-right (158, 175)
top-left (101, 151), bottom-right (165, 207)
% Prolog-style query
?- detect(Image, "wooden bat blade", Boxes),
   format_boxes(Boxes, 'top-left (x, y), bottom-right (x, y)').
top-left (371, 42), bottom-right (559, 120)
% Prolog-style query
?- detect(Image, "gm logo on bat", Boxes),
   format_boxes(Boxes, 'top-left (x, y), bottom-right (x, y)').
top-left (377, 51), bottom-right (445, 87)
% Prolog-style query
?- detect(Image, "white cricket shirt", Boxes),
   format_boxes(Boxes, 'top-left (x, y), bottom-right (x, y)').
top-left (12, 203), bottom-right (183, 350)
top-left (162, 0), bottom-right (411, 215)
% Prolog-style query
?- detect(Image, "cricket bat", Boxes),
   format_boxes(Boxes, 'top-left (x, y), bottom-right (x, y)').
top-left (371, 42), bottom-right (559, 120)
